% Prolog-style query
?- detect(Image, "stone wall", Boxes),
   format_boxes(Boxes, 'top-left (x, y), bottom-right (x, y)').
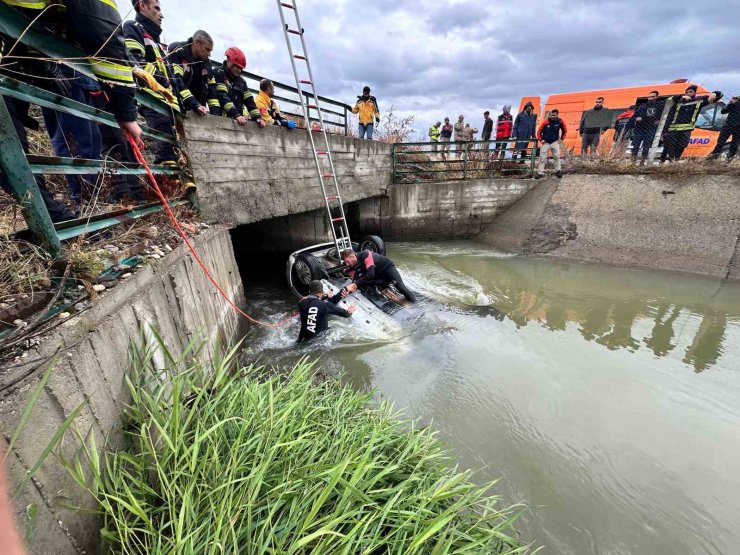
top-left (351, 177), bottom-right (537, 241)
top-left (479, 174), bottom-right (740, 280)
top-left (0, 227), bottom-right (244, 554)
top-left (184, 118), bottom-right (392, 226)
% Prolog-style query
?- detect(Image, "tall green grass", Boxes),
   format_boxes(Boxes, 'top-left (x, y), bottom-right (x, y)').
top-left (64, 337), bottom-right (530, 554)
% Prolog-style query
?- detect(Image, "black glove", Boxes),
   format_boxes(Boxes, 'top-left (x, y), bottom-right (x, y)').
top-left (375, 117), bottom-right (380, 124)
top-left (712, 91), bottom-right (723, 102)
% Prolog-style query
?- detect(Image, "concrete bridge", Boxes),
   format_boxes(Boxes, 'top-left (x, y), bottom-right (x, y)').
top-left (184, 118), bottom-right (535, 250)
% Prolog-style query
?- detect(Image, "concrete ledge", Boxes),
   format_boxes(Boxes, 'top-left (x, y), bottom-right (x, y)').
top-left (479, 174), bottom-right (740, 280)
top-left (0, 227), bottom-right (244, 554)
top-left (184, 118), bottom-right (392, 226)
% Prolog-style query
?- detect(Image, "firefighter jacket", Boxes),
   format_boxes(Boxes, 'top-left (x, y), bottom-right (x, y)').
top-left (1, 0), bottom-right (136, 122)
top-left (212, 64), bottom-right (261, 121)
top-left (352, 95), bottom-right (380, 125)
top-left (666, 93), bottom-right (720, 132)
top-left (123, 14), bottom-right (178, 110)
top-left (168, 40), bottom-right (218, 113)
top-left (256, 90), bottom-right (286, 125)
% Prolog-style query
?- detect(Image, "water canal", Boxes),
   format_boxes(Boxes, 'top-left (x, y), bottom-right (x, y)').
top-left (239, 241), bottom-right (740, 555)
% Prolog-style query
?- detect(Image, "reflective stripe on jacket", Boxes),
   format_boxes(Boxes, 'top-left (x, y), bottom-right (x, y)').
top-left (213, 65), bottom-right (261, 121)
top-left (2, 0), bottom-right (136, 121)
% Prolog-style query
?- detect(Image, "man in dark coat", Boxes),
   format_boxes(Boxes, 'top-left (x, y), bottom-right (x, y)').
top-left (630, 90), bottom-right (665, 164)
top-left (579, 97), bottom-right (608, 158)
top-left (481, 111), bottom-right (493, 151)
top-left (513, 101), bottom-right (537, 161)
top-left (708, 95), bottom-right (740, 161)
top-left (297, 280), bottom-right (355, 342)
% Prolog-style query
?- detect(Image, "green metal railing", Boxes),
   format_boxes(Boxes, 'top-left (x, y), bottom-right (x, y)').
top-left (0, 2), bottom-right (188, 258)
top-left (391, 138), bottom-right (538, 183)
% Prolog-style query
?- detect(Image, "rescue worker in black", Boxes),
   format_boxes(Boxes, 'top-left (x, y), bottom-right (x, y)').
top-left (297, 280), bottom-right (356, 342)
top-left (168, 31), bottom-right (218, 116)
top-left (340, 249), bottom-right (417, 303)
top-left (124, 0), bottom-right (180, 165)
top-left (660, 85), bottom-right (722, 162)
top-left (212, 47), bottom-right (265, 127)
top-left (0, 0), bottom-right (142, 221)
top-left (708, 95), bottom-right (740, 161)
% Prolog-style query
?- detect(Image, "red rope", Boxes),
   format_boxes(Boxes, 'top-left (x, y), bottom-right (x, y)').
top-left (126, 135), bottom-right (297, 329)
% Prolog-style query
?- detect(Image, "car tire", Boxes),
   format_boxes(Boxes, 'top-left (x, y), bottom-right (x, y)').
top-left (293, 253), bottom-right (324, 288)
top-left (359, 235), bottom-right (386, 256)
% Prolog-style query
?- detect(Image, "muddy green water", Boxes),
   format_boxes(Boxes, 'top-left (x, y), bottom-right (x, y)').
top-left (241, 242), bottom-right (740, 555)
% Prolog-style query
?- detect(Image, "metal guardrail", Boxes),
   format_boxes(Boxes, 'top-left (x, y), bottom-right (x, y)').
top-left (391, 139), bottom-right (539, 183)
top-left (240, 70), bottom-right (352, 135)
top-left (0, 3), bottom-right (191, 258)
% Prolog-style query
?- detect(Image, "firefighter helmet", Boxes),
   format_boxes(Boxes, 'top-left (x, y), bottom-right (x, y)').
top-left (225, 47), bottom-right (246, 70)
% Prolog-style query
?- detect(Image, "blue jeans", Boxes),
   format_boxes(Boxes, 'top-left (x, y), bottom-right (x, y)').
top-left (41, 74), bottom-right (101, 203)
top-left (359, 123), bottom-right (374, 140)
top-left (631, 127), bottom-right (657, 158)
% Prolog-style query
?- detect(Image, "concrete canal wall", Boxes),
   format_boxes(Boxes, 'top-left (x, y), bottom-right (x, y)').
top-left (479, 174), bottom-right (740, 281)
top-left (0, 227), bottom-right (243, 554)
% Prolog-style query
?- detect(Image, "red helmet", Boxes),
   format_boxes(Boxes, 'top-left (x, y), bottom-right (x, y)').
top-left (225, 47), bottom-right (246, 70)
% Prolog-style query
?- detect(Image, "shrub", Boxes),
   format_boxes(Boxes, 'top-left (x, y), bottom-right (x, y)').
top-left (65, 339), bottom-right (529, 554)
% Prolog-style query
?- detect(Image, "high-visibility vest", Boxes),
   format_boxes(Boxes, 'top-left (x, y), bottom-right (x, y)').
top-left (429, 126), bottom-right (441, 142)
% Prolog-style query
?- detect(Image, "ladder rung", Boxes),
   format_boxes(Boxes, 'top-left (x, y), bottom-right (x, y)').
top-left (326, 196), bottom-right (338, 200)
top-left (316, 150), bottom-right (327, 155)
top-left (332, 217), bottom-right (344, 222)
top-left (300, 80), bottom-right (312, 84)
top-left (294, 54), bottom-right (307, 60)
top-left (287, 28), bottom-right (303, 35)
top-left (306, 104), bottom-right (318, 109)
top-left (323, 173), bottom-right (333, 177)
top-left (280, 2), bottom-right (295, 9)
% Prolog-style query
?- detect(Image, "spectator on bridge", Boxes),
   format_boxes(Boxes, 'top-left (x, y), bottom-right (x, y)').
top-left (352, 86), bottom-right (380, 140)
top-left (610, 104), bottom-right (635, 157)
top-left (256, 79), bottom-right (296, 129)
top-left (168, 30), bottom-right (217, 117)
top-left (708, 95), bottom-right (739, 161)
top-left (660, 85), bottom-right (722, 163)
top-left (630, 90), bottom-right (664, 164)
top-left (495, 105), bottom-right (513, 160)
top-left (513, 101), bottom-right (537, 163)
top-left (536, 109), bottom-right (567, 179)
top-left (212, 47), bottom-right (266, 128)
top-left (463, 123), bottom-right (478, 156)
top-left (428, 121), bottom-right (441, 151)
top-left (454, 115), bottom-right (465, 158)
top-left (440, 117), bottom-right (453, 160)
top-left (481, 111), bottom-right (493, 150)
top-left (579, 97), bottom-right (607, 159)
top-left (124, 0), bottom-right (180, 166)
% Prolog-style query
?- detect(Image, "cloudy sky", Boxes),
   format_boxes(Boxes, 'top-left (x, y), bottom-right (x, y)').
top-left (117, 0), bottom-right (739, 139)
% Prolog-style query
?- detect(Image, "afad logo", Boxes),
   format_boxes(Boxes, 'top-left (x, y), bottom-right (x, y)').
top-left (689, 137), bottom-right (711, 145)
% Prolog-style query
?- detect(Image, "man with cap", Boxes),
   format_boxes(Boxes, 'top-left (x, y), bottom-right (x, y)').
top-left (352, 85), bottom-right (380, 139)
top-left (481, 111), bottom-right (493, 151)
top-left (661, 85), bottom-right (722, 162)
top-left (297, 281), bottom-right (356, 342)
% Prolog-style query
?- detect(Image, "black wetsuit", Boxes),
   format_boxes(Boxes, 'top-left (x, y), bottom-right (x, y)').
top-left (350, 251), bottom-right (416, 302)
top-left (297, 292), bottom-right (351, 342)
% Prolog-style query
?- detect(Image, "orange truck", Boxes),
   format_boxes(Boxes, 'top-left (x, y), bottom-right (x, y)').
top-left (518, 79), bottom-right (730, 157)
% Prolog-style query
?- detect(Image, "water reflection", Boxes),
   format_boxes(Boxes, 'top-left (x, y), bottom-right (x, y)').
top-left (400, 246), bottom-right (740, 373)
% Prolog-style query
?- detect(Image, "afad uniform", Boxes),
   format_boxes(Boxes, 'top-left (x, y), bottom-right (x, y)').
top-left (168, 39), bottom-right (219, 113)
top-left (212, 65), bottom-right (261, 122)
top-left (1, 0), bottom-right (136, 122)
top-left (297, 292), bottom-right (351, 342)
top-left (352, 95), bottom-right (380, 125)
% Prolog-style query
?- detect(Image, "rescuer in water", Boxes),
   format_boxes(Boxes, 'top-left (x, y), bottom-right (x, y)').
top-left (340, 249), bottom-right (417, 303)
top-left (298, 280), bottom-right (356, 342)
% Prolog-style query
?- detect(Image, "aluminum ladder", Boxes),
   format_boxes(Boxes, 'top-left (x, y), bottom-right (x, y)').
top-left (276, 0), bottom-right (352, 253)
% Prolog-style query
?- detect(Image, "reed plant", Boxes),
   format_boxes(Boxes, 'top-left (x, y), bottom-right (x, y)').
top-left (61, 336), bottom-right (529, 554)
